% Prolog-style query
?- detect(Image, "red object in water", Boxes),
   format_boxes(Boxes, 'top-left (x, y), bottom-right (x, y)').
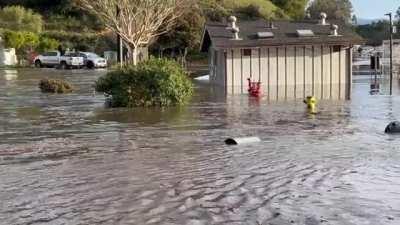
top-left (247, 78), bottom-right (262, 97)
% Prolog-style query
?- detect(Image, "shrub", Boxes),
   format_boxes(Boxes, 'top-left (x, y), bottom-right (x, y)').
top-left (95, 58), bottom-right (193, 107)
top-left (39, 79), bottom-right (74, 94)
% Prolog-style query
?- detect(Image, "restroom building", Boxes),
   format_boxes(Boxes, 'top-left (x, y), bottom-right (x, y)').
top-left (200, 15), bottom-right (364, 100)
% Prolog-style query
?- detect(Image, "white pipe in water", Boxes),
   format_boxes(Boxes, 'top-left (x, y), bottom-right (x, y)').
top-left (225, 137), bottom-right (261, 145)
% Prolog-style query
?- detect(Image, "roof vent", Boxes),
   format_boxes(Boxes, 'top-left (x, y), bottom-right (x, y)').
top-left (330, 24), bottom-right (339, 36)
top-left (257, 32), bottom-right (274, 39)
top-left (267, 21), bottom-right (276, 29)
top-left (305, 12), bottom-right (311, 20)
top-left (227, 16), bottom-right (241, 40)
top-left (228, 16), bottom-right (238, 29)
top-left (297, 29), bottom-right (315, 37)
top-left (320, 12), bottom-right (327, 25)
top-left (231, 27), bottom-right (241, 40)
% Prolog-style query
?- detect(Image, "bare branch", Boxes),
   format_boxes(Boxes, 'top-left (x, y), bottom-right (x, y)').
top-left (74, 0), bottom-right (194, 64)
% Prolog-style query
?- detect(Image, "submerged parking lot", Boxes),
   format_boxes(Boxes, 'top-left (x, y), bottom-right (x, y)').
top-left (0, 69), bottom-right (400, 225)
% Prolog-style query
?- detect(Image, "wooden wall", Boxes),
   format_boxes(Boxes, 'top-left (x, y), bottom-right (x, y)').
top-left (219, 45), bottom-right (352, 100)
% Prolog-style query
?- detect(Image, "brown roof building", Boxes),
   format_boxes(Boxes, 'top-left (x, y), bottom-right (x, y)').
top-left (200, 15), bottom-right (364, 100)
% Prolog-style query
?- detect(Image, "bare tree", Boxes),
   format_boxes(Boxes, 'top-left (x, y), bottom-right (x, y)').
top-left (75, 0), bottom-right (193, 65)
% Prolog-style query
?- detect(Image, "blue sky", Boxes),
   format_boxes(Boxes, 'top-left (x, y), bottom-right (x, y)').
top-left (352, 0), bottom-right (398, 19)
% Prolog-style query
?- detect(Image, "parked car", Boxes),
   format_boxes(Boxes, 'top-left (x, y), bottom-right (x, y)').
top-left (78, 52), bottom-right (107, 69)
top-left (34, 51), bottom-right (84, 69)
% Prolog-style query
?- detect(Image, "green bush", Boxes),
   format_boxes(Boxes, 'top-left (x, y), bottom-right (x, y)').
top-left (95, 58), bottom-right (194, 107)
top-left (39, 79), bottom-right (74, 94)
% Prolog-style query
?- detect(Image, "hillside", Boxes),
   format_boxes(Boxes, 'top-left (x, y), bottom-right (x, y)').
top-left (0, 0), bottom-right (308, 61)
top-left (222, 0), bottom-right (287, 19)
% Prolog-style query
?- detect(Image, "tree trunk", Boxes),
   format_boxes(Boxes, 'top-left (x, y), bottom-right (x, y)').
top-left (132, 46), bottom-right (138, 66)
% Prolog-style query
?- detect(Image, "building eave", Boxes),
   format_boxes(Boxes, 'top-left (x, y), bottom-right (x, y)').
top-left (212, 40), bottom-right (364, 50)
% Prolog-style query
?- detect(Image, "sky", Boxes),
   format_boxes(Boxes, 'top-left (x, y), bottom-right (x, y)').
top-left (352, 0), bottom-right (398, 19)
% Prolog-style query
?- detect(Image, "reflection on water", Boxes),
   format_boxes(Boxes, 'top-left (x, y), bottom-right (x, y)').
top-left (1, 69), bottom-right (400, 225)
top-left (92, 107), bottom-right (193, 125)
top-left (3, 69), bottom-right (18, 81)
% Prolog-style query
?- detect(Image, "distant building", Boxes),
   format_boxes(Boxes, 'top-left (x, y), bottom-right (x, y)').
top-left (382, 39), bottom-right (400, 75)
top-left (382, 39), bottom-right (400, 64)
top-left (200, 15), bottom-right (364, 100)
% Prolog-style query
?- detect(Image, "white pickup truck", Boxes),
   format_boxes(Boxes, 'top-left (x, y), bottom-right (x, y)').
top-left (34, 51), bottom-right (84, 69)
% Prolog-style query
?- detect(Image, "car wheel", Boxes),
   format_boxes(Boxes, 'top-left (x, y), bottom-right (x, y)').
top-left (60, 61), bottom-right (67, 70)
top-left (86, 61), bottom-right (95, 69)
top-left (35, 60), bottom-right (42, 68)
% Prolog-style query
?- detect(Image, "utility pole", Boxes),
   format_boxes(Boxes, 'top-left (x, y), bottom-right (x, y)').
top-left (385, 13), bottom-right (393, 95)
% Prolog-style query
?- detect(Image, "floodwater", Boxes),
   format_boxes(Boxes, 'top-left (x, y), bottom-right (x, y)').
top-left (1, 69), bottom-right (400, 225)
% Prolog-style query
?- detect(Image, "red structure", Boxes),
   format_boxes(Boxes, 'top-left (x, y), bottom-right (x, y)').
top-left (247, 78), bottom-right (262, 97)
top-left (28, 52), bottom-right (39, 65)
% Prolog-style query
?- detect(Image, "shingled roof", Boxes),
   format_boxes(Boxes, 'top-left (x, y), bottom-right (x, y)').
top-left (200, 19), bottom-right (364, 52)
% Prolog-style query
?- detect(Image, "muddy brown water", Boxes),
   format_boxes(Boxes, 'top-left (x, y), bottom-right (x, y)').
top-left (0, 69), bottom-right (400, 225)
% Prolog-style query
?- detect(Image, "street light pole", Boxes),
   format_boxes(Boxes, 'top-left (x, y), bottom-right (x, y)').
top-left (385, 13), bottom-right (393, 95)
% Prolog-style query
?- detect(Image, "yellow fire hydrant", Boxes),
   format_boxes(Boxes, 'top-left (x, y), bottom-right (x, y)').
top-left (304, 96), bottom-right (317, 114)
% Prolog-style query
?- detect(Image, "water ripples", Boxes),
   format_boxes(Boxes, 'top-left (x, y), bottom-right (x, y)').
top-left (1, 69), bottom-right (400, 224)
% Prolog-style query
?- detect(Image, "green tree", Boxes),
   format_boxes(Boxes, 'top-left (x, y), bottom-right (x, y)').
top-left (3, 30), bottom-right (26, 50)
top-left (355, 20), bottom-right (400, 45)
top-left (2, 30), bottom-right (43, 61)
top-left (0, 6), bottom-right (43, 33)
top-left (157, 4), bottom-right (206, 51)
top-left (0, 0), bottom-right (72, 14)
top-left (307, 0), bottom-right (353, 22)
top-left (199, 0), bottom-right (229, 22)
top-left (352, 15), bottom-right (357, 25)
top-left (75, 0), bottom-right (194, 65)
top-left (397, 6), bottom-right (400, 18)
top-left (271, 0), bottom-right (308, 19)
top-left (199, 0), bottom-right (288, 21)
top-left (222, 0), bottom-right (288, 20)
top-left (23, 31), bottom-right (40, 51)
